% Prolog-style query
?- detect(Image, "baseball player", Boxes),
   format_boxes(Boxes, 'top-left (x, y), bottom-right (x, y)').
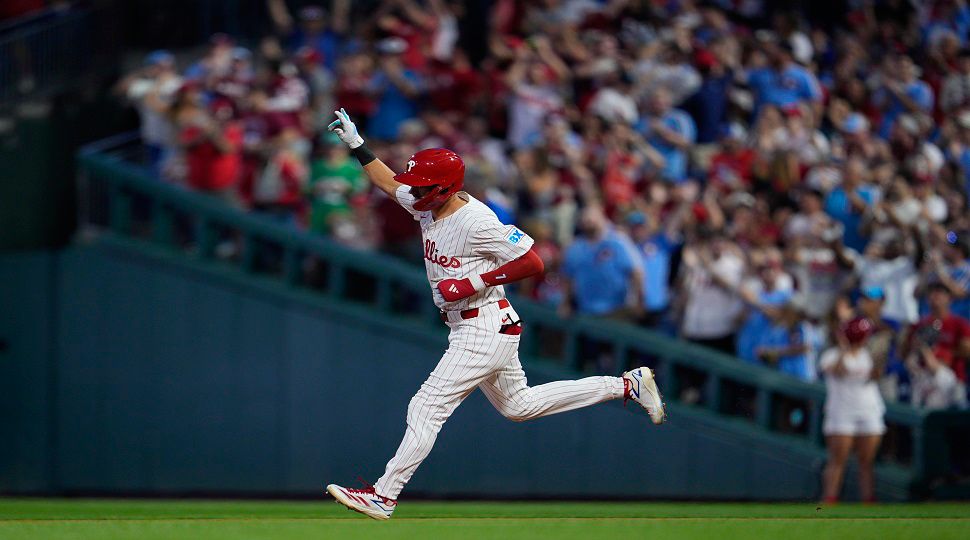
top-left (324, 109), bottom-right (666, 520)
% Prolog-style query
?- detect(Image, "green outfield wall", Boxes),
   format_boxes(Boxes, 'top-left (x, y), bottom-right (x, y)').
top-left (0, 242), bottom-right (914, 501)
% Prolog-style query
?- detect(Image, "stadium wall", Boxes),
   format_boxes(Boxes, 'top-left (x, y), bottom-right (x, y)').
top-left (0, 241), bottom-right (904, 500)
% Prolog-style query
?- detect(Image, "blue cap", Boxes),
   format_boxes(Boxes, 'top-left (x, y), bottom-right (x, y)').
top-left (144, 50), bottom-right (174, 66)
top-left (861, 286), bottom-right (885, 300)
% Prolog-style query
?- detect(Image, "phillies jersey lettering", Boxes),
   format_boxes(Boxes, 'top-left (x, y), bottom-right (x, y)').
top-left (394, 185), bottom-right (534, 311)
top-left (424, 240), bottom-right (462, 268)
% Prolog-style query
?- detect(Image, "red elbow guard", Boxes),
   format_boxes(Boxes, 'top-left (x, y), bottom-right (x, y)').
top-left (481, 249), bottom-right (545, 287)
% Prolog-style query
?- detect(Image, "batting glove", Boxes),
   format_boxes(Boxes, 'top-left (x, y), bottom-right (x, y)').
top-left (437, 275), bottom-right (486, 302)
top-left (327, 108), bottom-right (364, 149)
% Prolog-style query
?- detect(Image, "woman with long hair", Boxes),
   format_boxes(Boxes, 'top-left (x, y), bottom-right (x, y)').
top-left (819, 316), bottom-right (885, 503)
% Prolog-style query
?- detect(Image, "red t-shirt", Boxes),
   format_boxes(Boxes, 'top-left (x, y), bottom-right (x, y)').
top-left (909, 314), bottom-right (970, 381)
top-left (335, 74), bottom-right (376, 119)
top-left (181, 122), bottom-right (243, 192)
top-left (426, 63), bottom-right (483, 114)
top-left (708, 149), bottom-right (755, 192)
top-left (601, 150), bottom-right (639, 209)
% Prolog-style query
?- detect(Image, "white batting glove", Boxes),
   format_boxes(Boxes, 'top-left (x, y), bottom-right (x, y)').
top-left (327, 107), bottom-right (364, 149)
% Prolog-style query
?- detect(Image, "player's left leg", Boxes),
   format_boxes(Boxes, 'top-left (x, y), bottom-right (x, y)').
top-left (478, 352), bottom-right (664, 422)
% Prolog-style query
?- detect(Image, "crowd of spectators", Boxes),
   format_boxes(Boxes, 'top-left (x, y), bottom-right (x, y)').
top-left (116, 0), bottom-right (970, 409)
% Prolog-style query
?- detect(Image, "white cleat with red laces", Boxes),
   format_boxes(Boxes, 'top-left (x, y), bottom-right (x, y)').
top-left (326, 483), bottom-right (397, 520)
top-left (623, 367), bottom-right (667, 424)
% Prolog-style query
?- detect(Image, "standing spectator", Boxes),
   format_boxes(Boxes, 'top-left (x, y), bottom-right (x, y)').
top-left (838, 237), bottom-right (920, 326)
top-left (756, 304), bottom-right (814, 381)
top-left (506, 36), bottom-right (569, 148)
top-left (367, 38), bottom-right (424, 141)
top-left (839, 237), bottom-right (919, 325)
top-left (306, 132), bottom-right (365, 235)
top-left (628, 201), bottom-right (687, 327)
top-left (295, 46), bottom-right (336, 132)
top-left (708, 123), bottom-right (755, 193)
top-left (856, 286), bottom-right (905, 401)
top-left (820, 317), bottom-right (885, 504)
top-left (684, 42), bottom-right (735, 145)
top-left (745, 40), bottom-right (823, 116)
top-left (787, 210), bottom-right (849, 321)
top-left (873, 55), bottom-right (934, 140)
top-left (785, 188), bottom-right (832, 242)
top-left (117, 51), bottom-right (182, 174)
top-left (636, 87), bottom-right (697, 184)
top-left (175, 88), bottom-right (244, 205)
top-left (908, 344), bottom-right (968, 409)
top-left (924, 236), bottom-right (970, 319)
top-left (939, 48), bottom-right (970, 114)
top-left (737, 257), bottom-right (794, 364)
top-left (251, 128), bottom-right (308, 226)
top-left (333, 51), bottom-right (376, 128)
top-left (825, 156), bottom-right (881, 251)
top-left (631, 42), bottom-right (702, 107)
top-left (268, 1), bottom-right (349, 72)
top-left (678, 232), bottom-right (745, 354)
top-left (903, 283), bottom-right (970, 390)
top-left (560, 206), bottom-right (643, 318)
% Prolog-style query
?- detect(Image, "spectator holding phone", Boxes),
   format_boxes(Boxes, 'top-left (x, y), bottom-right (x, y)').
top-left (908, 344), bottom-right (967, 409)
top-left (903, 282), bottom-right (970, 396)
top-left (819, 317), bottom-right (885, 504)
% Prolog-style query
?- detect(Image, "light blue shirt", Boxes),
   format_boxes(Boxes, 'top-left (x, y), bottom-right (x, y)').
top-left (763, 322), bottom-right (813, 381)
top-left (874, 81), bottom-right (933, 139)
top-left (368, 70), bottom-right (423, 140)
top-left (736, 289), bottom-right (792, 364)
top-left (563, 229), bottom-right (640, 315)
top-left (636, 233), bottom-right (678, 312)
top-left (746, 65), bottom-right (822, 113)
top-left (825, 184), bottom-right (880, 251)
top-left (636, 109), bottom-right (696, 183)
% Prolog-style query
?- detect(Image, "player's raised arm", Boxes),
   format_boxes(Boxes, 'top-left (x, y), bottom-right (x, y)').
top-left (327, 108), bottom-right (403, 197)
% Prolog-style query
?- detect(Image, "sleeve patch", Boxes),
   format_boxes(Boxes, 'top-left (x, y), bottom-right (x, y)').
top-left (505, 227), bottom-right (525, 244)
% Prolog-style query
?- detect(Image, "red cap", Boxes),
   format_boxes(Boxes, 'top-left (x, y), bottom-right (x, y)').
top-left (842, 317), bottom-right (873, 345)
top-left (394, 148), bottom-right (465, 211)
top-left (695, 49), bottom-right (718, 69)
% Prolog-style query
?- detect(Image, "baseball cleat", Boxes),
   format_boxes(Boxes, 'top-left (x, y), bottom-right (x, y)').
top-left (326, 483), bottom-right (397, 520)
top-left (623, 367), bottom-right (667, 424)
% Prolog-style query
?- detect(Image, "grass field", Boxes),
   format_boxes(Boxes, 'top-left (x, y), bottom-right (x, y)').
top-left (0, 499), bottom-right (968, 540)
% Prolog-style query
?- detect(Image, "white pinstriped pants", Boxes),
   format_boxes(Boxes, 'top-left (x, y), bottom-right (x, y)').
top-left (374, 302), bottom-right (626, 500)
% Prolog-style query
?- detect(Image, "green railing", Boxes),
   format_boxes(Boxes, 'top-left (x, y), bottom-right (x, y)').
top-left (77, 137), bottom-right (967, 495)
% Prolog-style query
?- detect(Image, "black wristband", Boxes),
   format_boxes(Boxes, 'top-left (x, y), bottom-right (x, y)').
top-left (352, 144), bottom-right (376, 167)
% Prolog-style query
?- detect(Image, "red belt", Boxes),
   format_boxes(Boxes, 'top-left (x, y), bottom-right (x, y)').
top-left (440, 298), bottom-right (521, 334)
top-left (454, 298), bottom-right (510, 320)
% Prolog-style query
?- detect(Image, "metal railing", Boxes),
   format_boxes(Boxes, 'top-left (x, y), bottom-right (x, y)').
top-left (77, 136), bottom-right (968, 494)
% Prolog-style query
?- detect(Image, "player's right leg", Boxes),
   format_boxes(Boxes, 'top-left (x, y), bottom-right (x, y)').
top-left (622, 366), bottom-right (667, 424)
top-left (328, 323), bottom-right (519, 518)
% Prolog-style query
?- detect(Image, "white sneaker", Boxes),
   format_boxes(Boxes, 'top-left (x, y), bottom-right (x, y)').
top-left (623, 367), bottom-right (666, 424)
top-left (326, 483), bottom-right (396, 520)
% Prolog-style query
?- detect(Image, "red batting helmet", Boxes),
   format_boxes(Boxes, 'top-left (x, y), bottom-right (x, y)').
top-left (842, 316), bottom-right (873, 345)
top-left (394, 148), bottom-right (465, 211)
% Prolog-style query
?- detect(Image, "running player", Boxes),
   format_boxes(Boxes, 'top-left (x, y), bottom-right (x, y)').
top-left (324, 109), bottom-right (665, 520)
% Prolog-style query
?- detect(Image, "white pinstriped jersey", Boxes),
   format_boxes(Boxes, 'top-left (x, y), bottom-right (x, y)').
top-left (394, 185), bottom-right (534, 311)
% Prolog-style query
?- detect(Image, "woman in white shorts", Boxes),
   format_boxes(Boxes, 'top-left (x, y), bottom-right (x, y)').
top-left (819, 317), bottom-right (885, 503)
